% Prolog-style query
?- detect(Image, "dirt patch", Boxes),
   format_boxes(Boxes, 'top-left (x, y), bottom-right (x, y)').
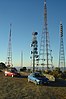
top-left (0, 72), bottom-right (66, 99)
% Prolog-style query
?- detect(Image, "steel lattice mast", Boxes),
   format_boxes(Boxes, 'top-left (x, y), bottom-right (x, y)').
top-left (21, 51), bottom-right (23, 68)
top-left (39, 0), bottom-right (53, 70)
top-left (31, 32), bottom-right (38, 72)
top-left (7, 24), bottom-right (13, 67)
top-left (59, 22), bottom-right (65, 71)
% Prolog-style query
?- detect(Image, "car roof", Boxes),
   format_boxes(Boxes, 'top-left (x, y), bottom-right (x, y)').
top-left (30, 72), bottom-right (40, 75)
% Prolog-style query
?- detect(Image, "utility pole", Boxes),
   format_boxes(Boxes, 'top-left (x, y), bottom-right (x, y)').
top-left (59, 22), bottom-right (65, 71)
top-left (39, 0), bottom-right (53, 71)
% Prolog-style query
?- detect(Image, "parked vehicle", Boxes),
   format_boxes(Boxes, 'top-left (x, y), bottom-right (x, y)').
top-left (4, 67), bottom-right (21, 77)
top-left (28, 72), bottom-right (49, 85)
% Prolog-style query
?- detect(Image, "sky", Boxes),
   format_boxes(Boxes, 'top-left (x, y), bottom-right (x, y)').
top-left (0, 0), bottom-right (66, 67)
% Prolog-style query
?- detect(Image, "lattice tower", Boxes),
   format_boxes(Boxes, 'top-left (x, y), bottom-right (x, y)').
top-left (59, 22), bottom-right (65, 70)
top-left (39, 0), bottom-right (53, 70)
top-left (6, 24), bottom-right (13, 67)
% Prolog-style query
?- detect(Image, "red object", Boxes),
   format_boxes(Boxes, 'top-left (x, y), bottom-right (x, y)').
top-left (4, 68), bottom-right (20, 77)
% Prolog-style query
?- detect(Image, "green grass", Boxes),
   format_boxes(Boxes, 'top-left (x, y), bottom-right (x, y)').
top-left (0, 72), bottom-right (66, 99)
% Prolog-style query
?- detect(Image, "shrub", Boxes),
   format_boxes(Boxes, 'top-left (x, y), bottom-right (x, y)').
top-left (20, 67), bottom-right (27, 72)
top-left (27, 69), bottom-right (32, 73)
top-left (51, 68), bottom-right (63, 78)
top-left (0, 62), bottom-right (7, 69)
top-left (44, 70), bottom-right (52, 74)
top-left (61, 71), bottom-right (66, 79)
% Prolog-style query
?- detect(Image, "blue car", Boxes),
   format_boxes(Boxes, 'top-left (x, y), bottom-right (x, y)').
top-left (28, 72), bottom-right (49, 85)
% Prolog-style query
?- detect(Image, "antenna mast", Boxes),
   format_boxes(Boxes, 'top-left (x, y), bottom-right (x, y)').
top-left (7, 24), bottom-right (13, 67)
top-left (21, 51), bottom-right (23, 68)
top-left (59, 22), bottom-right (65, 71)
top-left (39, 0), bottom-right (53, 70)
top-left (31, 32), bottom-right (38, 72)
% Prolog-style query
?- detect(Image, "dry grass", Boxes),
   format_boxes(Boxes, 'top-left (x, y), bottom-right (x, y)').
top-left (0, 72), bottom-right (66, 99)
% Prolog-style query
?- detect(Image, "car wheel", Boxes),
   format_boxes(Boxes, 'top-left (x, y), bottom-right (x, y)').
top-left (5, 74), bottom-right (7, 76)
top-left (12, 75), bottom-right (14, 77)
top-left (35, 80), bottom-right (37, 85)
top-left (28, 79), bottom-right (30, 82)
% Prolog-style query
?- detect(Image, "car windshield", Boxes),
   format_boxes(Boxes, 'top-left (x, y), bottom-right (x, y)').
top-left (11, 69), bottom-right (16, 73)
top-left (8, 68), bottom-right (17, 73)
top-left (35, 73), bottom-right (43, 77)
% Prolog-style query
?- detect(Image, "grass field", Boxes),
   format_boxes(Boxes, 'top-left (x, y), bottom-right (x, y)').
top-left (0, 72), bottom-right (66, 99)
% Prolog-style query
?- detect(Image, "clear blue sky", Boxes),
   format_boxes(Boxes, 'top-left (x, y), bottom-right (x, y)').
top-left (0, 0), bottom-right (66, 67)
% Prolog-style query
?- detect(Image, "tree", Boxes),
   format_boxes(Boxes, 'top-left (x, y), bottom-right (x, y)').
top-left (0, 62), bottom-right (7, 69)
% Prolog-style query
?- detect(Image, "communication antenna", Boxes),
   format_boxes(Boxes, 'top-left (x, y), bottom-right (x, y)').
top-left (21, 51), bottom-right (23, 68)
top-left (39, 0), bottom-right (53, 71)
top-left (31, 32), bottom-right (38, 72)
top-left (59, 22), bottom-right (65, 71)
top-left (6, 24), bottom-right (13, 67)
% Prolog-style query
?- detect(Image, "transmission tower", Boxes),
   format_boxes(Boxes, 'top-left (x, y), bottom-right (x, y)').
top-left (6, 24), bottom-right (13, 67)
top-left (39, 0), bottom-right (53, 71)
top-left (59, 22), bottom-right (65, 71)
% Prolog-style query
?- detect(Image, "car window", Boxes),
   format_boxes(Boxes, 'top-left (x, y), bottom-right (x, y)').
top-left (35, 73), bottom-right (40, 77)
top-left (35, 73), bottom-right (44, 77)
top-left (11, 68), bottom-right (17, 73)
top-left (8, 69), bottom-right (11, 72)
top-left (11, 69), bottom-right (15, 73)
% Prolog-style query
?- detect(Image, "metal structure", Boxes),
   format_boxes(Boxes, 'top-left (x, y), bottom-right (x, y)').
top-left (21, 51), bottom-right (23, 68)
top-left (31, 32), bottom-right (38, 72)
top-left (39, 0), bottom-right (53, 70)
top-left (6, 24), bottom-right (13, 67)
top-left (59, 22), bottom-right (65, 71)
